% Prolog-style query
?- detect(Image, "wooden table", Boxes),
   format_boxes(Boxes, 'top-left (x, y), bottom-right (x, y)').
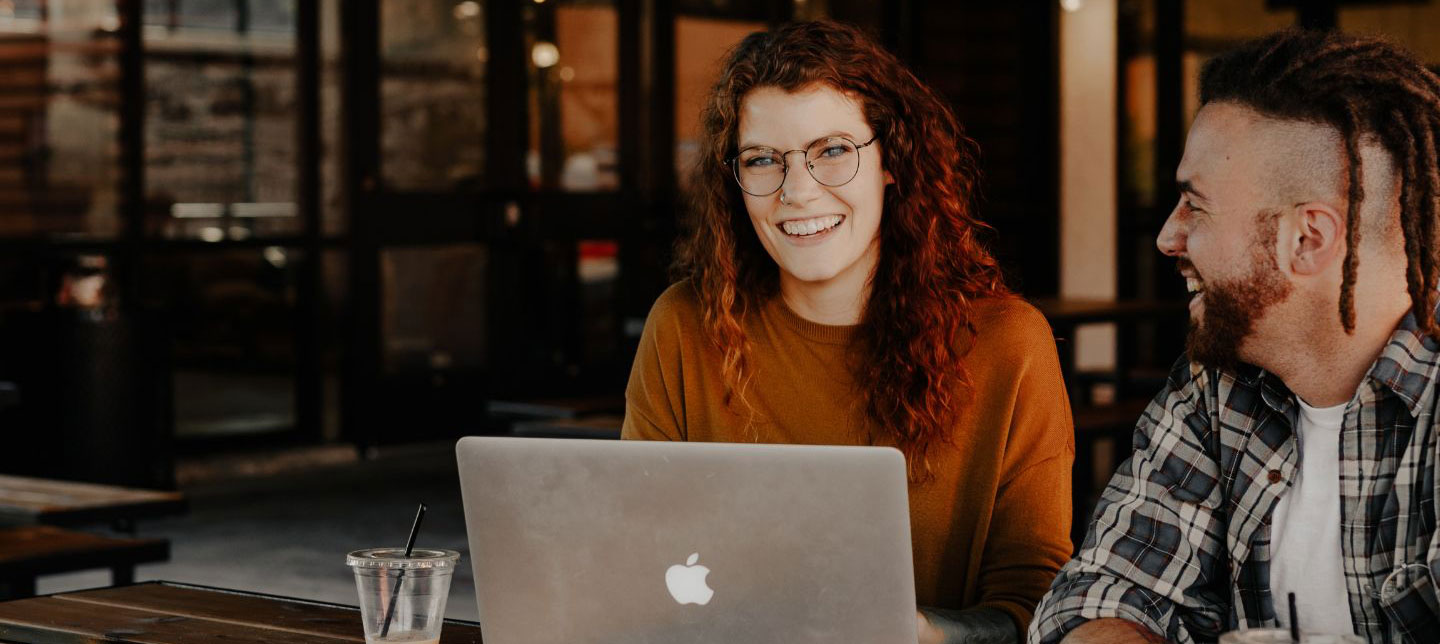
top-left (0, 475), bottom-right (186, 531)
top-left (0, 581), bottom-right (486, 643)
top-left (1031, 297), bottom-right (1187, 327)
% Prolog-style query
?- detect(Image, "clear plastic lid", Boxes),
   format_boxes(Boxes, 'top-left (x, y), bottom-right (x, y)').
top-left (346, 548), bottom-right (460, 570)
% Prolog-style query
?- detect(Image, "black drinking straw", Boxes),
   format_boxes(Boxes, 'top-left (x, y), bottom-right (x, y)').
top-left (380, 503), bottom-right (427, 639)
top-left (1288, 592), bottom-right (1300, 643)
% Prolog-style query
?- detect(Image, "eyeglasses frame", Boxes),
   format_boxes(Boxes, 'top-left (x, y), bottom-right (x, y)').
top-left (726, 135), bottom-right (880, 197)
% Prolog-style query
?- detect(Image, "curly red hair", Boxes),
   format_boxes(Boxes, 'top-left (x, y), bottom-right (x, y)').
top-left (674, 20), bottom-right (1011, 479)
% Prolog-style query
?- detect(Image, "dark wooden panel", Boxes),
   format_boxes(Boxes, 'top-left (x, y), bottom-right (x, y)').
top-left (57, 585), bottom-right (364, 641)
top-left (904, 2), bottom-right (1059, 297)
top-left (0, 597), bottom-right (353, 644)
top-left (0, 583), bottom-right (487, 644)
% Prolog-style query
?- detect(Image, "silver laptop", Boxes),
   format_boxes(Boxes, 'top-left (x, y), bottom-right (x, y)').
top-left (456, 436), bottom-right (917, 644)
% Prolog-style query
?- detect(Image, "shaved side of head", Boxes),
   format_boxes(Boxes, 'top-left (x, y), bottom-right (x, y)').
top-left (1241, 109), bottom-right (1402, 253)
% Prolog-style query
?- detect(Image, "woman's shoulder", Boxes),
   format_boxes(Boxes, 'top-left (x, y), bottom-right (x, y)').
top-left (966, 295), bottom-right (1057, 359)
top-left (639, 280), bottom-right (709, 348)
top-left (647, 280), bottom-right (703, 322)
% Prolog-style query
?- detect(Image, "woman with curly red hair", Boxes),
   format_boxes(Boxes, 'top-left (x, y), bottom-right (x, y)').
top-left (622, 20), bottom-right (1073, 644)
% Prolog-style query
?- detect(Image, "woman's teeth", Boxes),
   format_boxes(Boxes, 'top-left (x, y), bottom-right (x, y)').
top-left (780, 215), bottom-right (843, 237)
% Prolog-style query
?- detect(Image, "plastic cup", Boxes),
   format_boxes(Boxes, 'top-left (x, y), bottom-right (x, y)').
top-left (347, 547), bottom-right (461, 644)
top-left (1219, 629), bottom-right (1363, 644)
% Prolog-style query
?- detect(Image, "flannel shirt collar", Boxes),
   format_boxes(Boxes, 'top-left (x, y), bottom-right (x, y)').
top-left (1229, 312), bottom-right (1440, 418)
top-left (1365, 310), bottom-right (1440, 417)
top-left (1223, 362), bottom-right (1294, 417)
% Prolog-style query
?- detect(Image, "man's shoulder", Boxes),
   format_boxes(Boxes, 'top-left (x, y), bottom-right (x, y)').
top-left (1138, 355), bottom-right (1224, 453)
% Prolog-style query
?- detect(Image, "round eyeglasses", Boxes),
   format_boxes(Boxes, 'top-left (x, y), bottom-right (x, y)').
top-left (727, 135), bottom-right (879, 197)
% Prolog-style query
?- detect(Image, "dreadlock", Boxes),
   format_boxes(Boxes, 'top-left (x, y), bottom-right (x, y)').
top-left (1199, 29), bottom-right (1440, 338)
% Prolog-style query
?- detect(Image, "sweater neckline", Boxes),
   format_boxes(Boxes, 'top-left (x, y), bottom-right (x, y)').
top-left (765, 295), bottom-right (858, 345)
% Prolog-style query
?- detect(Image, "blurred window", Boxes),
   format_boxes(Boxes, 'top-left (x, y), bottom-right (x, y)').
top-left (143, 0), bottom-right (302, 240)
top-left (321, 0), bottom-right (343, 235)
top-left (379, 0), bottom-right (486, 192)
top-left (674, 16), bottom-right (762, 191)
top-left (0, 1), bottom-right (125, 238)
top-left (381, 244), bottom-right (488, 376)
top-left (1182, 0), bottom-right (1296, 128)
top-left (1339, 4), bottom-right (1440, 67)
top-left (526, 1), bottom-right (618, 192)
top-left (1119, 0), bottom-right (1297, 209)
top-left (144, 249), bottom-right (301, 439)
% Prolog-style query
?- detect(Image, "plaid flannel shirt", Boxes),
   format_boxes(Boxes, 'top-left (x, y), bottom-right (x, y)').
top-left (1031, 313), bottom-right (1440, 644)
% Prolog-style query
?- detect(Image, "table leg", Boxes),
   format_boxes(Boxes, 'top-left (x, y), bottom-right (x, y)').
top-left (112, 517), bottom-right (137, 535)
top-left (0, 576), bottom-right (35, 600)
top-left (112, 565), bottom-right (134, 586)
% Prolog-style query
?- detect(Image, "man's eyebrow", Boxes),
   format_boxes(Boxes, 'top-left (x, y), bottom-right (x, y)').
top-left (1178, 179), bottom-right (1208, 203)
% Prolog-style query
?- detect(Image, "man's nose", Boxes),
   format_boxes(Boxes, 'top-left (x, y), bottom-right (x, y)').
top-left (1156, 200), bottom-right (1188, 257)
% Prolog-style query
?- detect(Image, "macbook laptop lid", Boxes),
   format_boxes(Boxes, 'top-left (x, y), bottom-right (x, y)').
top-left (456, 436), bottom-right (917, 644)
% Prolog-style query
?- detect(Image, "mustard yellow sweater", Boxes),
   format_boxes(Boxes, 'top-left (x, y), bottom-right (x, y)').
top-left (622, 282), bottom-right (1075, 631)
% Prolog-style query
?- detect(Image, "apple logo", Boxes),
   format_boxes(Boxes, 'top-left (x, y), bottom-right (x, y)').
top-left (665, 552), bottom-right (714, 605)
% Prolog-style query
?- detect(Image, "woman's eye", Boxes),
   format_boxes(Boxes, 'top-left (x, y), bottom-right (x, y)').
top-left (821, 145), bottom-right (848, 157)
top-left (745, 156), bottom-right (777, 168)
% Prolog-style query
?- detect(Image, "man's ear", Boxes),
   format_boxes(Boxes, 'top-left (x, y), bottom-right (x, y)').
top-left (1288, 201), bottom-right (1346, 276)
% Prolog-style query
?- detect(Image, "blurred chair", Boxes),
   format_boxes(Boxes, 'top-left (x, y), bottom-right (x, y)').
top-left (486, 395), bottom-right (624, 440)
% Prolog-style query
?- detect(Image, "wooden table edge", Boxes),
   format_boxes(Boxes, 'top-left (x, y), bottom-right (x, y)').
top-left (65, 581), bottom-right (485, 627)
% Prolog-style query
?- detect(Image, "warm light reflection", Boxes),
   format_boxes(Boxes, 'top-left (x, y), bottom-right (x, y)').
top-left (453, 1), bottom-right (481, 20)
top-left (532, 41), bottom-right (559, 68)
top-left (263, 247), bottom-right (288, 269)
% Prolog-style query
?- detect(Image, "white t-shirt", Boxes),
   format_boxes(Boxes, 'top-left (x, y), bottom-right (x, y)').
top-left (1269, 399), bottom-right (1355, 635)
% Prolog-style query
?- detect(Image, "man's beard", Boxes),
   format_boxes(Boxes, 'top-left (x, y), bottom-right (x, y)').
top-left (1184, 210), bottom-right (1293, 371)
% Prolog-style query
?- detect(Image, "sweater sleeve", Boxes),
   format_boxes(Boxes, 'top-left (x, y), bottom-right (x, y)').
top-left (621, 284), bottom-right (690, 442)
top-left (974, 302), bottom-right (1075, 633)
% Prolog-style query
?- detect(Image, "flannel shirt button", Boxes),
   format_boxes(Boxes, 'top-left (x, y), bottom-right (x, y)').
top-left (1268, 469), bottom-right (1283, 484)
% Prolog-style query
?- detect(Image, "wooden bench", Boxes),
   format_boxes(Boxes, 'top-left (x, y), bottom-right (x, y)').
top-left (0, 525), bottom-right (169, 599)
top-left (511, 414), bottom-right (624, 440)
top-left (0, 474), bottom-right (186, 533)
top-left (486, 395), bottom-right (625, 421)
top-left (489, 395), bottom-right (626, 440)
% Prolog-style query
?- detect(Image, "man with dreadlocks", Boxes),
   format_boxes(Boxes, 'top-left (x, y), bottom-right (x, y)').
top-left (1032, 29), bottom-right (1440, 644)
